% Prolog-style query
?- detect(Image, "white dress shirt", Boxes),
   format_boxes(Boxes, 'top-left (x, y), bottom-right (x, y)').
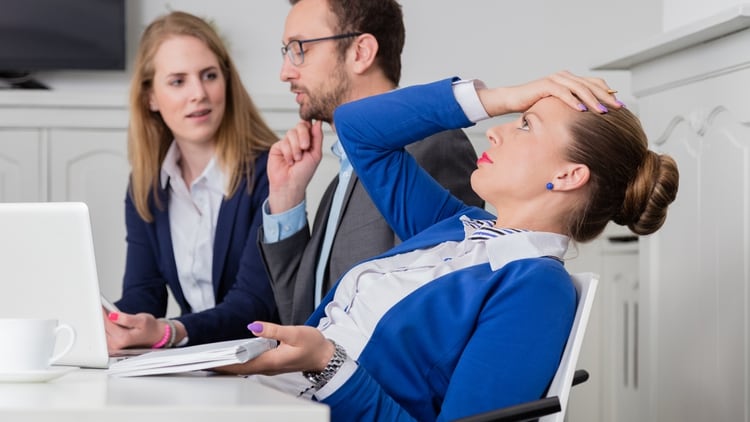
top-left (160, 141), bottom-right (225, 313)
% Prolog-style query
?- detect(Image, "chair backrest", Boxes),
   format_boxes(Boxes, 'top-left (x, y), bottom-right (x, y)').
top-left (539, 272), bottom-right (599, 422)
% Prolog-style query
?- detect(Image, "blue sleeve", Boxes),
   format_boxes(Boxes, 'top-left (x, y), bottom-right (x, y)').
top-left (434, 266), bottom-right (576, 420)
top-left (324, 365), bottom-right (419, 421)
top-left (334, 78), bottom-right (477, 241)
top-left (321, 261), bottom-right (576, 421)
top-left (261, 198), bottom-right (308, 243)
top-left (117, 187), bottom-right (170, 316)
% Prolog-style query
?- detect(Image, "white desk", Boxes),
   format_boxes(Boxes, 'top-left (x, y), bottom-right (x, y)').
top-left (0, 368), bottom-right (329, 422)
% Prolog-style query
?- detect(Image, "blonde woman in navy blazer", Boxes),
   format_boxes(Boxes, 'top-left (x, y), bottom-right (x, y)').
top-left (104, 12), bottom-right (279, 350)
top-left (219, 71), bottom-right (679, 421)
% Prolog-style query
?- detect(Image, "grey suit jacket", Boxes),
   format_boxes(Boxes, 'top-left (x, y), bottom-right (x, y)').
top-left (258, 129), bottom-right (482, 325)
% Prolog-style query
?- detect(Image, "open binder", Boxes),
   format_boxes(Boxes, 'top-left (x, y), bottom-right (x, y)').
top-left (108, 337), bottom-right (277, 377)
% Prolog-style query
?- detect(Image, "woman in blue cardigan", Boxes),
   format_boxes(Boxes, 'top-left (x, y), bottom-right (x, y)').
top-left (222, 71), bottom-right (679, 421)
top-left (104, 12), bottom-right (279, 350)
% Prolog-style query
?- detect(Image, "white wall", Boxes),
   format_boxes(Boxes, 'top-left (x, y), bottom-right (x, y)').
top-left (32, 0), bottom-right (662, 107)
top-left (28, 0), bottom-right (664, 200)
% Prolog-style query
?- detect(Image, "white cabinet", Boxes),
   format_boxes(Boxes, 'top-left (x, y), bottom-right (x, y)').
top-left (47, 128), bottom-right (130, 300)
top-left (0, 93), bottom-right (130, 301)
top-left (601, 237), bottom-right (640, 422)
top-left (595, 5), bottom-right (750, 422)
top-left (0, 130), bottom-right (41, 202)
top-left (0, 91), bottom-right (301, 311)
top-left (565, 228), bottom-right (641, 422)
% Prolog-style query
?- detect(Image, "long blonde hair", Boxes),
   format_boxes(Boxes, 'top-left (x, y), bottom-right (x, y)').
top-left (128, 11), bottom-right (277, 222)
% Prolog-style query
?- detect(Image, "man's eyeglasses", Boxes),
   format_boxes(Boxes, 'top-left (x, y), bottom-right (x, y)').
top-left (281, 33), bottom-right (362, 66)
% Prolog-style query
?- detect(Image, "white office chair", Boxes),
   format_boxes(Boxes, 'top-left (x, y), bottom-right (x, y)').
top-left (455, 272), bottom-right (599, 422)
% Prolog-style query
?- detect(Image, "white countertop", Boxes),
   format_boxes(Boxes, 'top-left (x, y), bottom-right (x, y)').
top-left (0, 367), bottom-right (329, 422)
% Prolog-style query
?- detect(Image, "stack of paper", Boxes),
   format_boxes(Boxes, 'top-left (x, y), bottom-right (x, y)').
top-left (108, 337), bottom-right (277, 377)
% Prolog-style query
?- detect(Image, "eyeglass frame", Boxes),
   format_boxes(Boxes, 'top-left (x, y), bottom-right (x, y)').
top-left (281, 32), bottom-right (363, 66)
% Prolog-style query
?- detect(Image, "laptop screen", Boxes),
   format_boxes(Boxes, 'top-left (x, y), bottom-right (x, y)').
top-left (0, 202), bottom-right (110, 368)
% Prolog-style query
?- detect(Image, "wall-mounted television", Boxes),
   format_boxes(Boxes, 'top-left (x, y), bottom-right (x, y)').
top-left (0, 0), bottom-right (126, 89)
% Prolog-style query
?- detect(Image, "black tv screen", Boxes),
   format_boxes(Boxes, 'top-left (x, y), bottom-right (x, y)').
top-left (0, 0), bottom-right (126, 72)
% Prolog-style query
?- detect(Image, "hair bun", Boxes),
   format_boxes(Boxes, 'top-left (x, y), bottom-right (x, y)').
top-left (619, 152), bottom-right (679, 235)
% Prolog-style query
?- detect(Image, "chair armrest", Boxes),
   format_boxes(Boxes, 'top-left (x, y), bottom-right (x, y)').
top-left (572, 369), bottom-right (589, 387)
top-left (452, 369), bottom-right (590, 422)
top-left (452, 397), bottom-right (561, 422)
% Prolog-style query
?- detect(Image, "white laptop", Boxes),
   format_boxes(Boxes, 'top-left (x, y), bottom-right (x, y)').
top-left (0, 202), bottom-right (110, 368)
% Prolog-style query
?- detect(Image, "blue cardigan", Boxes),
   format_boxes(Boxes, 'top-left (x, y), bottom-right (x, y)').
top-left (305, 79), bottom-right (576, 421)
top-left (116, 151), bottom-right (278, 345)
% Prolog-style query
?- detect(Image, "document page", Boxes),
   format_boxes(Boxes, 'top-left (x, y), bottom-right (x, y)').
top-left (108, 337), bottom-right (277, 377)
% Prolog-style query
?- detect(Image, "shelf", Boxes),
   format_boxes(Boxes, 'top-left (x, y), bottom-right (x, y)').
top-left (593, 3), bottom-right (750, 70)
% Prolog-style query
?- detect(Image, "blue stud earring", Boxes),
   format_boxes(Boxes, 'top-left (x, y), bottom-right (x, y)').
top-left (546, 182), bottom-right (554, 191)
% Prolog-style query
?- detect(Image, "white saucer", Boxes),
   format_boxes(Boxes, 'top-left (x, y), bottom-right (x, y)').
top-left (0, 366), bottom-right (79, 383)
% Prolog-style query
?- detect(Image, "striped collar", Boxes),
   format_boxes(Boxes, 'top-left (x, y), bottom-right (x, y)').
top-left (460, 215), bottom-right (570, 270)
top-left (461, 216), bottom-right (528, 239)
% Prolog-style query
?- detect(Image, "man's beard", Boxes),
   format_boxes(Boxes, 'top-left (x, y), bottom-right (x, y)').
top-left (298, 68), bottom-right (350, 123)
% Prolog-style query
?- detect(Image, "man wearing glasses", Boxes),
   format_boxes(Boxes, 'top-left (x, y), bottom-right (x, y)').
top-left (260, 0), bottom-right (482, 325)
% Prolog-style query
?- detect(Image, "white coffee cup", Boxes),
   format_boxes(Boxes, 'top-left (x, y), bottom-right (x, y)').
top-left (0, 318), bottom-right (76, 372)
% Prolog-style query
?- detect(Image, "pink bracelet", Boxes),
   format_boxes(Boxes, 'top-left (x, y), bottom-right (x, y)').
top-left (151, 321), bottom-right (172, 349)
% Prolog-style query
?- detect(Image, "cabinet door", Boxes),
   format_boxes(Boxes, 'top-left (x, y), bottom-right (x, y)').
top-left (566, 226), bottom-right (639, 422)
top-left (602, 243), bottom-right (639, 422)
top-left (564, 237), bottom-right (605, 422)
top-left (640, 74), bottom-right (750, 422)
top-left (0, 129), bottom-right (42, 202)
top-left (47, 129), bottom-right (130, 301)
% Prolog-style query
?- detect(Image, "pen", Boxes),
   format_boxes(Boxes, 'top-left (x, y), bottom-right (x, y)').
top-left (101, 294), bottom-right (120, 313)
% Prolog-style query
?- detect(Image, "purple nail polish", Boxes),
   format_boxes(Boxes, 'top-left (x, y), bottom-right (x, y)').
top-left (247, 322), bottom-right (263, 333)
top-left (616, 100), bottom-right (626, 108)
top-left (597, 103), bottom-right (609, 113)
top-left (577, 103), bottom-right (588, 112)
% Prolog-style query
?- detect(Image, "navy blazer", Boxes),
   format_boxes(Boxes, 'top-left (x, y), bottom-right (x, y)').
top-left (116, 152), bottom-right (278, 345)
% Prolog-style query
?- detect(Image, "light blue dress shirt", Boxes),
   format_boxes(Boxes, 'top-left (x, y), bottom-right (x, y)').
top-left (261, 79), bottom-right (487, 307)
top-left (262, 140), bottom-right (352, 306)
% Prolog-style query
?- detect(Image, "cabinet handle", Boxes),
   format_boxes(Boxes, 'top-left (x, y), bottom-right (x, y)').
top-left (608, 235), bottom-right (638, 243)
top-left (634, 302), bottom-right (639, 389)
top-left (624, 301), bottom-right (628, 387)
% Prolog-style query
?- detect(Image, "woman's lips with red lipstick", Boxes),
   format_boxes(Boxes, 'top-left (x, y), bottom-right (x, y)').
top-left (477, 152), bottom-right (493, 165)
